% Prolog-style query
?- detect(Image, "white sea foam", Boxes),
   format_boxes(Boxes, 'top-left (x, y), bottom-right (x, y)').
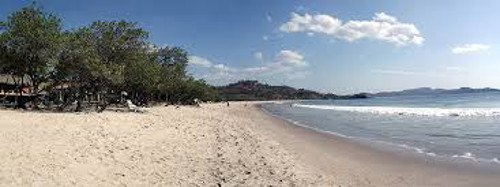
top-left (452, 152), bottom-right (477, 161)
top-left (263, 106), bottom-right (500, 166)
top-left (293, 104), bottom-right (500, 117)
top-left (492, 158), bottom-right (500, 164)
top-left (426, 152), bottom-right (437, 157)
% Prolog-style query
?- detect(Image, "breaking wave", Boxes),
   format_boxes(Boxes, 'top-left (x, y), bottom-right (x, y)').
top-left (293, 104), bottom-right (500, 117)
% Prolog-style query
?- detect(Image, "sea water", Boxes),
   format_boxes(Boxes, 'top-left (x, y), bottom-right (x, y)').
top-left (261, 92), bottom-right (500, 167)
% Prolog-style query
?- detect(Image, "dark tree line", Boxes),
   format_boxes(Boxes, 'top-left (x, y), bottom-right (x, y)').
top-left (0, 4), bottom-right (218, 111)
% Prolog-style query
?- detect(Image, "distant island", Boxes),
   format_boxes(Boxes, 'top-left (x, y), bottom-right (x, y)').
top-left (216, 80), bottom-right (368, 101)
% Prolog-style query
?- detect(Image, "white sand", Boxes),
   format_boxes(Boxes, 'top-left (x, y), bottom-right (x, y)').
top-left (0, 102), bottom-right (499, 186)
top-left (0, 103), bottom-right (331, 186)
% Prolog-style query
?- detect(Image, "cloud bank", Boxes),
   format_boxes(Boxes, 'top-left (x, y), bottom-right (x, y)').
top-left (188, 50), bottom-right (309, 84)
top-left (188, 56), bottom-right (213, 67)
top-left (280, 12), bottom-right (424, 46)
top-left (275, 50), bottom-right (307, 67)
top-left (254, 52), bottom-right (263, 60)
top-left (452, 44), bottom-right (490, 54)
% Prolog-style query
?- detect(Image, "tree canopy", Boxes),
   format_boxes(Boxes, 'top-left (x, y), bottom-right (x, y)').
top-left (0, 4), bottom-right (218, 111)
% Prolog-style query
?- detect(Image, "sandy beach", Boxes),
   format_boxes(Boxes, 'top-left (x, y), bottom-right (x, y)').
top-left (0, 102), bottom-right (499, 186)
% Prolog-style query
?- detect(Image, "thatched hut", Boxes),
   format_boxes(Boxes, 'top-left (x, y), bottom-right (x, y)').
top-left (0, 74), bottom-right (34, 107)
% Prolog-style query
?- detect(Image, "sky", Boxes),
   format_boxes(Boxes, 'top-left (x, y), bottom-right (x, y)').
top-left (1, 0), bottom-right (500, 94)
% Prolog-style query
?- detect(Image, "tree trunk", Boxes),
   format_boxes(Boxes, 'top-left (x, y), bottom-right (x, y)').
top-left (75, 87), bottom-right (83, 112)
top-left (32, 81), bottom-right (39, 110)
top-left (17, 76), bottom-right (26, 109)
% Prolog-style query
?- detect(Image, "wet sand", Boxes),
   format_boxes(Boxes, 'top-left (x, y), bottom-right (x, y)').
top-left (254, 103), bottom-right (500, 186)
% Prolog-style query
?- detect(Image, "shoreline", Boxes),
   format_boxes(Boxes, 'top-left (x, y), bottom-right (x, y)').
top-left (251, 102), bottom-right (500, 186)
top-left (259, 102), bottom-right (500, 173)
top-left (0, 102), bottom-right (499, 186)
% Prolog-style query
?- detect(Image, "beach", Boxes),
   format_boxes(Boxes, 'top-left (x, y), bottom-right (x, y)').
top-left (0, 102), bottom-right (499, 186)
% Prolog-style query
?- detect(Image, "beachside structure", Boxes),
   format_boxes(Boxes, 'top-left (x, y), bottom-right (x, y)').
top-left (0, 74), bottom-right (35, 107)
top-left (0, 74), bottom-right (126, 109)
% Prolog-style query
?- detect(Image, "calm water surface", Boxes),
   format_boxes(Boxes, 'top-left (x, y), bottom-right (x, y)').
top-left (262, 92), bottom-right (500, 167)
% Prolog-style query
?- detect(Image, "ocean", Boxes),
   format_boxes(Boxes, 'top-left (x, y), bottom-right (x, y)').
top-left (261, 92), bottom-right (500, 168)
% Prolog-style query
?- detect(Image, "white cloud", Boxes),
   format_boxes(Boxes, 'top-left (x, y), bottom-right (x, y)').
top-left (280, 13), bottom-right (341, 35)
top-left (262, 35), bottom-right (269, 41)
top-left (213, 64), bottom-right (234, 72)
top-left (280, 12), bottom-right (424, 46)
top-left (189, 50), bottom-right (310, 84)
top-left (275, 50), bottom-right (308, 67)
top-left (188, 56), bottom-right (235, 75)
top-left (443, 66), bottom-right (462, 71)
top-left (371, 69), bottom-right (423, 76)
top-left (188, 56), bottom-right (213, 67)
top-left (243, 50), bottom-right (307, 74)
top-left (266, 13), bottom-right (272, 22)
top-left (254, 52), bottom-right (263, 60)
top-left (452, 44), bottom-right (490, 54)
top-left (243, 66), bottom-right (269, 73)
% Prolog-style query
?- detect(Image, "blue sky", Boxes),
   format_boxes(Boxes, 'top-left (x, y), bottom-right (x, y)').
top-left (2, 0), bottom-right (500, 94)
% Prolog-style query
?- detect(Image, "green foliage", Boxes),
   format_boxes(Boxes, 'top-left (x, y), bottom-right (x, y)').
top-left (170, 77), bottom-right (219, 103)
top-left (124, 53), bottom-right (162, 96)
top-left (0, 5), bottom-right (218, 109)
top-left (155, 46), bottom-right (189, 101)
top-left (0, 4), bottom-right (62, 91)
top-left (54, 29), bottom-right (97, 86)
top-left (85, 21), bottom-right (149, 89)
top-left (0, 32), bottom-right (7, 72)
top-left (185, 79), bottom-right (219, 102)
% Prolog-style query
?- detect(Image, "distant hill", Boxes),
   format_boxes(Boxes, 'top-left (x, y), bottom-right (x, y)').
top-left (217, 80), bottom-right (367, 101)
top-left (217, 82), bottom-right (500, 101)
top-left (370, 87), bottom-right (500, 97)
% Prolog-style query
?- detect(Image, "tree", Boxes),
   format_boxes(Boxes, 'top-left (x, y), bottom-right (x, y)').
top-left (80, 21), bottom-right (150, 107)
top-left (52, 29), bottom-right (101, 111)
top-left (181, 78), bottom-right (219, 102)
top-left (155, 46), bottom-right (189, 103)
top-left (89, 20), bottom-right (149, 87)
top-left (2, 5), bottom-right (220, 110)
top-left (0, 4), bottom-right (63, 107)
top-left (0, 29), bottom-right (8, 73)
top-left (123, 51), bottom-right (162, 105)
